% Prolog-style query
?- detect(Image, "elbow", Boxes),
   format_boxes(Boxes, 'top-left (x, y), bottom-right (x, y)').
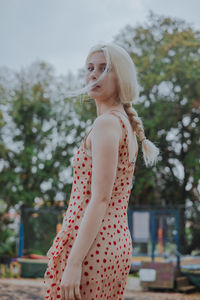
top-left (101, 196), bottom-right (109, 203)
top-left (91, 193), bottom-right (111, 204)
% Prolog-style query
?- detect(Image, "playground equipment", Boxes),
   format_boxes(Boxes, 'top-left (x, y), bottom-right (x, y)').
top-left (18, 205), bottom-right (66, 258)
top-left (16, 205), bottom-right (200, 291)
top-left (128, 208), bottom-right (180, 266)
top-left (127, 207), bottom-right (199, 292)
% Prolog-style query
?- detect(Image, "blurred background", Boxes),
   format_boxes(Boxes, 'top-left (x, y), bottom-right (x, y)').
top-left (0, 0), bottom-right (199, 294)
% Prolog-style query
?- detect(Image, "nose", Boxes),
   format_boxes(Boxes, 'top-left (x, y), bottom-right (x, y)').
top-left (90, 68), bottom-right (99, 80)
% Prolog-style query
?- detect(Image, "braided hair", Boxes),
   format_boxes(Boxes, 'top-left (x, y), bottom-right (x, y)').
top-left (123, 103), bottom-right (159, 166)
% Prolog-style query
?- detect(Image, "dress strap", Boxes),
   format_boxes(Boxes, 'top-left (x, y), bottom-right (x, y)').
top-left (83, 127), bottom-right (93, 152)
top-left (109, 110), bottom-right (129, 120)
top-left (108, 111), bottom-right (137, 165)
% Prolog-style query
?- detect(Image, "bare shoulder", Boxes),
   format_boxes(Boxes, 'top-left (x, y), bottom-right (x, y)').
top-left (92, 113), bottom-right (121, 134)
top-left (90, 113), bottom-right (122, 152)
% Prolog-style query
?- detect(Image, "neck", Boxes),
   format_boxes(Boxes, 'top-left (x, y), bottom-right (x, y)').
top-left (95, 102), bottom-right (125, 117)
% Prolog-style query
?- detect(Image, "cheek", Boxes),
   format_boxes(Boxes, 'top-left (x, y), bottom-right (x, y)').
top-left (107, 72), bottom-right (117, 88)
top-left (112, 77), bottom-right (118, 94)
top-left (109, 78), bottom-right (117, 93)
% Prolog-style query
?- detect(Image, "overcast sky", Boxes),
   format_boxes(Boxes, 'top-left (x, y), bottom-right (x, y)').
top-left (0, 0), bottom-right (199, 76)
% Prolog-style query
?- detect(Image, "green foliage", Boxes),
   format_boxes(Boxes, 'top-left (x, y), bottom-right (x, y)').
top-left (22, 207), bottom-right (62, 255)
top-left (0, 62), bottom-right (86, 210)
top-left (0, 62), bottom-right (87, 257)
top-left (115, 12), bottom-right (200, 252)
top-left (0, 200), bottom-right (17, 257)
top-left (0, 13), bottom-right (199, 255)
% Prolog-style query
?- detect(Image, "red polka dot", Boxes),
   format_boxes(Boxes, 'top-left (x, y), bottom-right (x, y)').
top-left (44, 121), bottom-right (136, 298)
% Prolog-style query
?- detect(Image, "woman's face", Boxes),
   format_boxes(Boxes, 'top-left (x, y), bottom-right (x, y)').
top-left (86, 51), bottom-right (118, 102)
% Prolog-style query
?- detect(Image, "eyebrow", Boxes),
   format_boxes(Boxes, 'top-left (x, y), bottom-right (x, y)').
top-left (87, 62), bottom-right (107, 65)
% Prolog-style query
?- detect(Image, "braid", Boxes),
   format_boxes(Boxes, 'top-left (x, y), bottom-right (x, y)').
top-left (123, 103), bottom-right (159, 167)
top-left (123, 103), bottom-right (146, 142)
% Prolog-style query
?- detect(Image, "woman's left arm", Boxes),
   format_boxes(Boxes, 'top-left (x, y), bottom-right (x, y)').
top-left (60, 115), bottom-right (121, 299)
top-left (68, 115), bottom-right (121, 264)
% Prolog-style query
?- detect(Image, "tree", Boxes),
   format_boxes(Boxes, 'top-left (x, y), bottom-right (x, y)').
top-left (0, 62), bottom-right (90, 255)
top-left (0, 62), bottom-right (87, 210)
top-left (115, 12), bottom-right (200, 253)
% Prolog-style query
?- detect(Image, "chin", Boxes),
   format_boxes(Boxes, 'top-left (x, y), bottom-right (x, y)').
top-left (88, 91), bottom-right (101, 100)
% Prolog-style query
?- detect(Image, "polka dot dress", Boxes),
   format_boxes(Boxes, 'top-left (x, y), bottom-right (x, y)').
top-left (43, 112), bottom-right (138, 300)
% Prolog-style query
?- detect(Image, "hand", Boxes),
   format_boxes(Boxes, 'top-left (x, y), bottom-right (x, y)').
top-left (60, 262), bottom-right (82, 300)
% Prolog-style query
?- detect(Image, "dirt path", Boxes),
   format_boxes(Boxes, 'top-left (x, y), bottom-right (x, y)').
top-left (0, 279), bottom-right (43, 300)
top-left (0, 278), bottom-right (200, 300)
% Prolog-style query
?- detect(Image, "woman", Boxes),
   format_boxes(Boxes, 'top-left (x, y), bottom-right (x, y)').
top-left (43, 43), bottom-right (159, 300)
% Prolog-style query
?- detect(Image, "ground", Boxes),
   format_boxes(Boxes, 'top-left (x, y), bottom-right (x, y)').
top-left (0, 278), bottom-right (200, 300)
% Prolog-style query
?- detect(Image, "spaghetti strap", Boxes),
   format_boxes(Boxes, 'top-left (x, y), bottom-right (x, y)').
top-left (109, 110), bottom-right (129, 120)
top-left (109, 111), bottom-right (138, 165)
top-left (82, 112), bottom-right (138, 165)
top-left (83, 127), bottom-right (93, 153)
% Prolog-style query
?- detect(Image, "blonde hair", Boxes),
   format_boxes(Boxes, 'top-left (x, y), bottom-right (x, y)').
top-left (86, 43), bottom-right (159, 167)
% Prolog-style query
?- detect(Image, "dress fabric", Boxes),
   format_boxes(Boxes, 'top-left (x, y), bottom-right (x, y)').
top-left (43, 112), bottom-right (138, 300)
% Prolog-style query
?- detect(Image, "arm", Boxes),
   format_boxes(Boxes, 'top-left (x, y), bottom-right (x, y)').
top-left (67, 115), bottom-right (121, 266)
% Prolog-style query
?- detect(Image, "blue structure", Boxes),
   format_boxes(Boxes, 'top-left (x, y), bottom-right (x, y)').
top-left (18, 222), bottom-right (24, 257)
top-left (128, 208), bottom-right (180, 268)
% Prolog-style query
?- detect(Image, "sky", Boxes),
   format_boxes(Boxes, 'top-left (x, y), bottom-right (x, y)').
top-left (0, 0), bottom-right (200, 76)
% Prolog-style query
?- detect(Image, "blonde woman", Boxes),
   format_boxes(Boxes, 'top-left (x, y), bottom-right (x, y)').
top-left (43, 43), bottom-right (159, 300)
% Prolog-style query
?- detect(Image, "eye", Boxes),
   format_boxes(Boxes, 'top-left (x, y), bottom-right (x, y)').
top-left (100, 65), bottom-right (106, 72)
top-left (87, 66), bottom-right (94, 71)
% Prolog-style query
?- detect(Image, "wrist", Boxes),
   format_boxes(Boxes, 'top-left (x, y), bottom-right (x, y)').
top-left (67, 256), bottom-right (82, 266)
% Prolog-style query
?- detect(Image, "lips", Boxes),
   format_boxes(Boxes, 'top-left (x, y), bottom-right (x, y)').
top-left (91, 84), bottom-right (100, 90)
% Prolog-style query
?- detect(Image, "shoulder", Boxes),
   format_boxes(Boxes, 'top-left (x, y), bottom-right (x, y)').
top-left (91, 113), bottom-right (122, 151)
top-left (92, 113), bottom-right (121, 134)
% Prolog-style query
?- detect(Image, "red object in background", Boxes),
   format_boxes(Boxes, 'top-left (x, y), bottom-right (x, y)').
top-left (22, 254), bottom-right (47, 259)
top-left (56, 223), bottom-right (62, 234)
top-left (158, 227), bottom-right (163, 254)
